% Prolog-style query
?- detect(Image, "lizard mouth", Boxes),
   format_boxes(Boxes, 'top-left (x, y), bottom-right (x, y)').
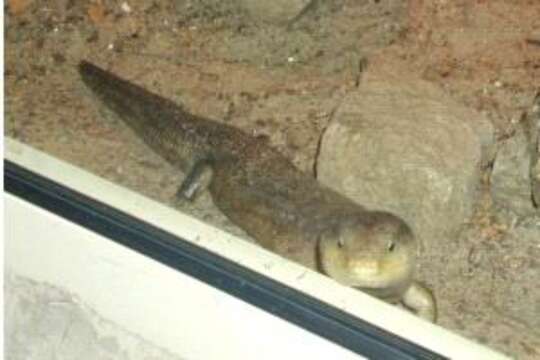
top-left (318, 251), bottom-right (415, 297)
top-left (322, 260), bottom-right (412, 292)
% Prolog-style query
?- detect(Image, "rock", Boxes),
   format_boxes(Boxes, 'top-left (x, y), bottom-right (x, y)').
top-left (528, 94), bottom-right (540, 207)
top-left (316, 63), bottom-right (493, 250)
top-left (491, 93), bottom-right (540, 216)
top-left (236, 0), bottom-right (312, 24)
top-left (491, 127), bottom-right (536, 216)
top-left (533, 160), bottom-right (540, 207)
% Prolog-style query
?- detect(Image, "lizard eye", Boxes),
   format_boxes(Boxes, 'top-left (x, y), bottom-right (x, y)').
top-left (387, 240), bottom-right (396, 252)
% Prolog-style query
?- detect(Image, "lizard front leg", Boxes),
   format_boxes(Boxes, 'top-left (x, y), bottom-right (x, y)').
top-left (401, 281), bottom-right (437, 322)
top-left (176, 159), bottom-right (215, 202)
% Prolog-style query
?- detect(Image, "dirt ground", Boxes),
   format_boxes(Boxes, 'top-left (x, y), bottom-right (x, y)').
top-left (5, 0), bottom-right (540, 358)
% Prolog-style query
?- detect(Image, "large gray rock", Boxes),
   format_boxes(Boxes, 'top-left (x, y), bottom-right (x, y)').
top-left (317, 65), bottom-right (494, 250)
top-left (491, 93), bottom-right (540, 216)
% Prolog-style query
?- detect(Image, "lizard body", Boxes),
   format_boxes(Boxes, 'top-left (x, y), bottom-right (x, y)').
top-left (79, 61), bottom-right (436, 321)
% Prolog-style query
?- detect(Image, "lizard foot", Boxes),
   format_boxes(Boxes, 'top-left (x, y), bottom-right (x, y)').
top-left (401, 281), bottom-right (437, 322)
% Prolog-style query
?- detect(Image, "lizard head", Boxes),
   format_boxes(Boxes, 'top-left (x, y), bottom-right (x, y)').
top-left (318, 211), bottom-right (416, 298)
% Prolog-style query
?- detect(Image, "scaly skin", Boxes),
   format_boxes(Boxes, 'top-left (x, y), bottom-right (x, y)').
top-left (79, 61), bottom-right (436, 321)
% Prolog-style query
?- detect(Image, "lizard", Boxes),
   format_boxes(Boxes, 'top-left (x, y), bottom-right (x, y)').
top-left (78, 60), bottom-right (437, 321)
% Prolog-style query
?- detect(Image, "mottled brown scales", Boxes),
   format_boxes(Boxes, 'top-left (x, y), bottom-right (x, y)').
top-left (79, 61), bottom-right (436, 321)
